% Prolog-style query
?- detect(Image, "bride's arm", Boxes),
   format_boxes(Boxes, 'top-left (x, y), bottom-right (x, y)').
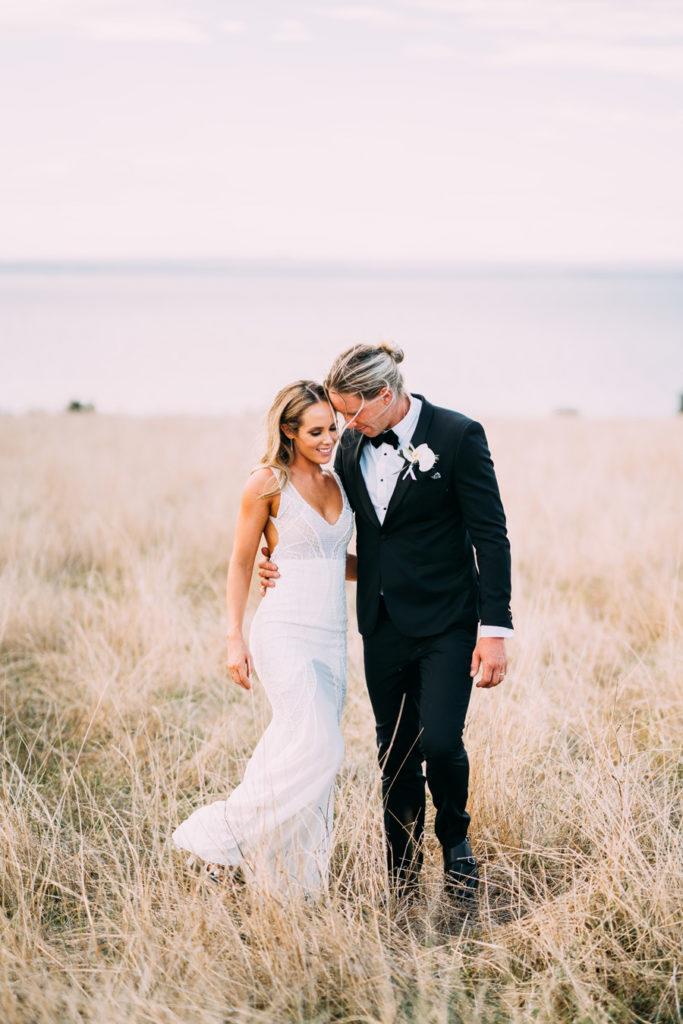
top-left (345, 553), bottom-right (358, 581)
top-left (225, 469), bottom-right (274, 689)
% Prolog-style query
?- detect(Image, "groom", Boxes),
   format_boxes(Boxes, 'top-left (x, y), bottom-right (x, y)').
top-left (259, 343), bottom-right (513, 904)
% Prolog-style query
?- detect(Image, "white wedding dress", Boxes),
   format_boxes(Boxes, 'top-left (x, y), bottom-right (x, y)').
top-left (172, 465), bottom-right (354, 897)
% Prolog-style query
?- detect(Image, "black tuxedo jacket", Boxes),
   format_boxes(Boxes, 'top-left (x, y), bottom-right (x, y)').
top-left (334, 392), bottom-right (513, 638)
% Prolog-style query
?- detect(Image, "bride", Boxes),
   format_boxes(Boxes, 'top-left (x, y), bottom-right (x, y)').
top-left (172, 381), bottom-right (356, 897)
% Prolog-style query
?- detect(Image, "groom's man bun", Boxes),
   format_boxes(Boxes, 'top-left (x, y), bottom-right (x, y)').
top-left (324, 341), bottom-right (406, 399)
top-left (377, 341), bottom-right (405, 365)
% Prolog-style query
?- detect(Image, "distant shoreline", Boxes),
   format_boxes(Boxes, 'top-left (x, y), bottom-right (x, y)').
top-left (1, 410), bottom-right (678, 422)
top-left (1, 259), bottom-right (682, 279)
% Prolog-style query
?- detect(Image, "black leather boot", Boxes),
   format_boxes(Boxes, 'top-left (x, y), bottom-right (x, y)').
top-left (443, 837), bottom-right (479, 903)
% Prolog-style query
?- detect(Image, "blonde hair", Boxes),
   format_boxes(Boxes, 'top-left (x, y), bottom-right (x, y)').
top-left (252, 380), bottom-right (332, 499)
top-left (323, 341), bottom-right (406, 402)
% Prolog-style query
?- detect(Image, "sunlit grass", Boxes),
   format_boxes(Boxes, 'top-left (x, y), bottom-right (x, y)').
top-left (1, 411), bottom-right (681, 1023)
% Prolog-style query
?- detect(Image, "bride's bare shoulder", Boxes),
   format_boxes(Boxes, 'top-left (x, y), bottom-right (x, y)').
top-left (242, 466), bottom-right (284, 515)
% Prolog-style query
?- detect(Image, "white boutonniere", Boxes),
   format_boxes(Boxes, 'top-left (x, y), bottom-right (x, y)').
top-left (399, 442), bottom-right (439, 480)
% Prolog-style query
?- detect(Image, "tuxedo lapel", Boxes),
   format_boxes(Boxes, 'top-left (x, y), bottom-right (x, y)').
top-left (351, 432), bottom-right (382, 528)
top-left (344, 392), bottom-right (436, 530)
top-left (383, 393), bottom-right (435, 526)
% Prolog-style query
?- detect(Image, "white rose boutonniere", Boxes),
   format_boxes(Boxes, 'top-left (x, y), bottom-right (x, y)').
top-left (399, 442), bottom-right (439, 480)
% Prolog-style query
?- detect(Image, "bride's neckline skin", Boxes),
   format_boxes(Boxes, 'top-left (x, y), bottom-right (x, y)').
top-left (271, 467), bottom-right (344, 527)
top-left (288, 469), bottom-right (344, 527)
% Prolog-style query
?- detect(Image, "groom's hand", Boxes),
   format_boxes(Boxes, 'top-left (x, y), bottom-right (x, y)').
top-left (471, 637), bottom-right (507, 688)
top-left (257, 545), bottom-right (280, 596)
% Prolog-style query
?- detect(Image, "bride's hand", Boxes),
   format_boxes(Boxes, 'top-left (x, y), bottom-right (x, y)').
top-left (227, 634), bottom-right (254, 690)
top-left (257, 545), bottom-right (280, 596)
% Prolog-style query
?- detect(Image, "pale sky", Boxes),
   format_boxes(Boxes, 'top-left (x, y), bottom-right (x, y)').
top-left (1, 0), bottom-right (682, 263)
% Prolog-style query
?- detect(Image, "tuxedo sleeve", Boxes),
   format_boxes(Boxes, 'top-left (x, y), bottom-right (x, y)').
top-left (480, 624), bottom-right (515, 637)
top-left (452, 420), bottom-right (513, 630)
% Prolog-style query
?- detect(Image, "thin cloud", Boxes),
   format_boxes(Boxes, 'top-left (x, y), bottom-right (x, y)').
top-left (393, 0), bottom-right (683, 79)
top-left (403, 42), bottom-right (456, 59)
top-left (272, 19), bottom-right (313, 43)
top-left (319, 4), bottom-right (407, 25)
top-left (399, 0), bottom-right (683, 41)
top-left (489, 40), bottom-right (683, 81)
top-left (0, 0), bottom-right (207, 42)
top-left (84, 16), bottom-right (207, 43)
top-left (219, 19), bottom-right (247, 35)
top-left (315, 3), bottom-right (433, 30)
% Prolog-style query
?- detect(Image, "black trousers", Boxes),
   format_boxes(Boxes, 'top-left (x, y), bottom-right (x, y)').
top-left (363, 595), bottom-right (478, 876)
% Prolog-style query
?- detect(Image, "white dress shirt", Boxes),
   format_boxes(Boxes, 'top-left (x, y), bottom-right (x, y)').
top-left (360, 394), bottom-right (514, 639)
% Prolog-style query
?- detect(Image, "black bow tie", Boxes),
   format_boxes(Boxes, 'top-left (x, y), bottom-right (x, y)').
top-left (369, 428), bottom-right (400, 449)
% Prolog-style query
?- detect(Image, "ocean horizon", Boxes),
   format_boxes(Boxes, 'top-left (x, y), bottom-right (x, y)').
top-left (2, 261), bottom-right (681, 419)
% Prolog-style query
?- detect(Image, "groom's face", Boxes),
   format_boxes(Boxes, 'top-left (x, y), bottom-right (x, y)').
top-left (328, 389), bottom-right (393, 436)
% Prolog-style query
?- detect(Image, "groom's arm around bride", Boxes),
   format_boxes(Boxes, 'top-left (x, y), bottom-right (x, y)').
top-left (259, 405), bottom-right (516, 688)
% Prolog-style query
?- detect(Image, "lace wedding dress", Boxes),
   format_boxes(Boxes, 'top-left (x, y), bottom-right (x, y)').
top-left (172, 465), bottom-right (354, 897)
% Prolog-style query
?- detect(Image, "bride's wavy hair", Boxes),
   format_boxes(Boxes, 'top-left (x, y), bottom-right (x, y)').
top-left (252, 380), bottom-right (334, 499)
top-left (323, 341), bottom-right (407, 442)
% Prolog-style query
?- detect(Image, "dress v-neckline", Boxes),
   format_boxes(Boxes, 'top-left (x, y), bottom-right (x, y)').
top-left (287, 470), bottom-right (345, 527)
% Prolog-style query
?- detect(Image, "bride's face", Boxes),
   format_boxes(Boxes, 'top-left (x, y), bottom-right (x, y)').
top-left (285, 401), bottom-right (339, 465)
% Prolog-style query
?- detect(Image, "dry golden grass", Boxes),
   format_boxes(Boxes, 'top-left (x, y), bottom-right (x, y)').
top-left (1, 411), bottom-right (681, 1024)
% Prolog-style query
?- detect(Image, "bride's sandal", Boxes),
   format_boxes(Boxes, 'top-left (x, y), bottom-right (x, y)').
top-left (203, 862), bottom-right (226, 885)
top-left (183, 854), bottom-right (226, 885)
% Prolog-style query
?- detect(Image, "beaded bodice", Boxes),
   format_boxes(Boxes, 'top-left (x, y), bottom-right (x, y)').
top-left (268, 467), bottom-right (354, 561)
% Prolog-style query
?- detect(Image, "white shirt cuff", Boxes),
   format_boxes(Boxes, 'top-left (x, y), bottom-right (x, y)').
top-left (479, 624), bottom-right (514, 638)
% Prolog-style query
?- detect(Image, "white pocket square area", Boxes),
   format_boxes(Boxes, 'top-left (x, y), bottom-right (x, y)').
top-left (431, 472), bottom-right (441, 479)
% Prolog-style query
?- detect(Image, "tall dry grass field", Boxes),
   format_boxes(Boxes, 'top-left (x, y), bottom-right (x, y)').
top-left (1, 412), bottom-right (681, 1023)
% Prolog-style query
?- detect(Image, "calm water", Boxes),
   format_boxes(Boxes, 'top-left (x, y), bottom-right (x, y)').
top-left (1, 264), bottom-right (681, 417)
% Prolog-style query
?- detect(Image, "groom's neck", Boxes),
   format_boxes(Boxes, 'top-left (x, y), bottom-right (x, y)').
top-left (384, 392), bottom-right (411, 430)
